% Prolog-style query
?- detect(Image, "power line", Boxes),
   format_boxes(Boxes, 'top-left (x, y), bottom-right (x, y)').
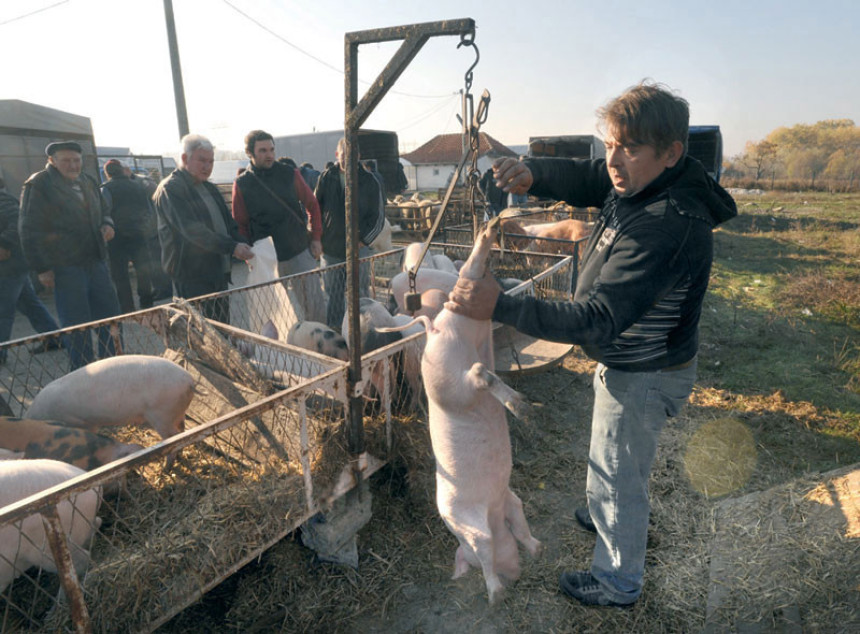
top-left (395, 93), bottom-right (460, 132)
top-left (220, 0), bottom-right (456, 100)
top-left (0, 0), bottom-right (68, 27)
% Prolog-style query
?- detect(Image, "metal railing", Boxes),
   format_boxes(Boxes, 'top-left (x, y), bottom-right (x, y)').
top-left (0, 245), bottom-right (574, 632)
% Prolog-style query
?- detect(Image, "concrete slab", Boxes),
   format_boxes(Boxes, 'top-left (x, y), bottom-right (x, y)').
top-left (704, 464), bottom-right (860, 631)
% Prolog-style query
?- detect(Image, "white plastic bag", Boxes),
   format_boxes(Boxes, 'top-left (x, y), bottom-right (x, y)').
top-left (244, 237), bottom-right (298, 340)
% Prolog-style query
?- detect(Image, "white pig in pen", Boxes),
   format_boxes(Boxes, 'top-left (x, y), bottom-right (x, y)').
top-left (0, 459), bottom-right (102, 594)
top-left (383, 222), bottom-right (543, 605)
top-left (26, 355), bottom-right (195, 443)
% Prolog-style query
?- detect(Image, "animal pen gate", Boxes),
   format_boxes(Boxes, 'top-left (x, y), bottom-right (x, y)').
top-left (0, 245), bottom-right (575, 632)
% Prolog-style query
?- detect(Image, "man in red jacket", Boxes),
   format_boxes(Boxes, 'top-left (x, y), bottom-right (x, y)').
top-left (232, 130), bottom-right (325, 322)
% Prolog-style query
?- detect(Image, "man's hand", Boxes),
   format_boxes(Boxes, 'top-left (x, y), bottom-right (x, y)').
top-left (101, 225), bottom-right (115, 242)
top-left (0, 247), bottom-right (10, 262)
top-left (444, 273), bottom-right (501, 321)
top-left (38, 271), bottom-right (55, 289)
top-left (233, 243), bottom-right (255, 261)
top-left (309, 239), bottom-right (322, 260)
top-left (493, 157), bottom-right (533, 195)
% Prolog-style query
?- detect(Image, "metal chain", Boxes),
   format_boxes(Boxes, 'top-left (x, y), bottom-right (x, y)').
top-left (458, 31), bottom-right (489, 237)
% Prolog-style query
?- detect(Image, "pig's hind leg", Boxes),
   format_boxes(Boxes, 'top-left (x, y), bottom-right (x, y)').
top-left (445, 513), bottom-right (505, 605)
top-left (505, 489), bottom-right (542, 557)
top-left (466, 363), bottom-right (532, 421)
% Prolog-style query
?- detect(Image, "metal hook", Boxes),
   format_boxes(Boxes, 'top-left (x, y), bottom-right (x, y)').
top-left (462, 42), bottom-right (481, 86)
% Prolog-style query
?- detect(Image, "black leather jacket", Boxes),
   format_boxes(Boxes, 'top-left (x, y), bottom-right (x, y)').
top-left (0, 189), bottom-right (27, 277)
top-left (315, 164), bottom-right (384, 260)
top-left (19, 166), bottom-right (113, 273)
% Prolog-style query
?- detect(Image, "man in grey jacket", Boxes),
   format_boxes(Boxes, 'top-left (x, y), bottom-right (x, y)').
top-left (154, 134), bottom-right (253, 322)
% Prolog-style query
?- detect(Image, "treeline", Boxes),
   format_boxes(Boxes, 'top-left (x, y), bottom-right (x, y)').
top-left (722, 119), bottom-right (860, 192)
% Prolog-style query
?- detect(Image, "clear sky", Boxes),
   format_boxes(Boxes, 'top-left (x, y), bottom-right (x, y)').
top-left (2, 0), bottom-right (858, 160)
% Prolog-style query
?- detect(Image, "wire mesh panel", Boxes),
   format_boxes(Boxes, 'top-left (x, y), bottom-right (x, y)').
top-left (0, 246), bottom-right (575, 632)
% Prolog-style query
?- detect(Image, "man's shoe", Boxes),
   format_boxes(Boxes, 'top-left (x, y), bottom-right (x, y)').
top-left (559, 571), bottom-right (635, 608)
top-left (575, 507), bottom-right (596, 533)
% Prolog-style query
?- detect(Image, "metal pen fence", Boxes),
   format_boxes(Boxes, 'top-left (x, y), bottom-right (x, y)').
top-left (0, 245), bottom-right (574, 633)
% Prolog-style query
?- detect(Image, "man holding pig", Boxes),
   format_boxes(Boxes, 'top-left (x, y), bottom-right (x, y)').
top-left (447, 81), bottom-right (737, 607)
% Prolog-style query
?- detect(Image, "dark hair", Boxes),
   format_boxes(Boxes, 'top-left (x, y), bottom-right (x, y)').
top-left (277, 156), bottom-right (297, 168)
top-left (596, 80), bottom-right (689, 156)
top-left (325, 161), bottom-right (334, 170)
top-left (244, 130), bottom-right (274, 156)
top-left (301, 162), bottom-right (313, 170)
top-left (104, 160), bottom-right (125, 178)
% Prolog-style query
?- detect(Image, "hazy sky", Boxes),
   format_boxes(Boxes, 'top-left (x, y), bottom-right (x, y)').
top-left (2, 0), bottom-right (857, 160)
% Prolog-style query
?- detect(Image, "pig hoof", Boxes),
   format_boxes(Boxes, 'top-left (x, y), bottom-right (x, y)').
top-left (505, 397), bottom-right (534, 422)
top-left (526, 538), bottom-right (544, 557)
top-left (487, 585), bottom-right (505, 606)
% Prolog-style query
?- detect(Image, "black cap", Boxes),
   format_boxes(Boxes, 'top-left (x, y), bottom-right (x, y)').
top-left (45, 141), bottom-right (83, 156)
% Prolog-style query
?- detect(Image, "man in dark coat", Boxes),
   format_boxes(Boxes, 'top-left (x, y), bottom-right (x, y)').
top-left (19, 141), bottom-right (121, 370)
top-left (101, 159), bottom-right (156, 313)
top-left (0, 175), bottom-right (60, 364)
top-left (315, 137), bottom-right (385, 328)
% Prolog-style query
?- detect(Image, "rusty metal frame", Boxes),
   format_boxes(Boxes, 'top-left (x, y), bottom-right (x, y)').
top-left (342, 17), bottom-right (476, 461)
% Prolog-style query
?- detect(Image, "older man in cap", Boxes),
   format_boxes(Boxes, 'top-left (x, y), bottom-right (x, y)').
top-left (19, 141), bottom-right (122, 370)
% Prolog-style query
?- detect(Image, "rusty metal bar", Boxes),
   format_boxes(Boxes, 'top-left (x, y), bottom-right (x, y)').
top-left (41, 505), bottom-right (92, 634)
top-left (342, 18), bottom-right (475, 457)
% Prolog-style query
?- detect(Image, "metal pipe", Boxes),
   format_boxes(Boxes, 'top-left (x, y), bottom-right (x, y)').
top-left (41, 506), bottom-right (92, 633)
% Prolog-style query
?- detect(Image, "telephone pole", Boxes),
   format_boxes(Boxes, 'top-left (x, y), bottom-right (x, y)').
top-left (163, 0), bottom-right (189, 139)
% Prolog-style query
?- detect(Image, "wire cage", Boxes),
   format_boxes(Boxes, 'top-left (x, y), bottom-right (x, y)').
top-left (439, 204), bottom-right (598, 247)
top-left (0, 245), bottom-right (575, 632)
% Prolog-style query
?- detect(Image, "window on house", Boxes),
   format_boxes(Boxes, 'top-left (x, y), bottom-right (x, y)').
top-left (433, 168), bottom-right (439, 176)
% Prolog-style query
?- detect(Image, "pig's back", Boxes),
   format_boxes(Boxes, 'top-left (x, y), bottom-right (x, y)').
top-left (27, 356), bottom-right (193, 427)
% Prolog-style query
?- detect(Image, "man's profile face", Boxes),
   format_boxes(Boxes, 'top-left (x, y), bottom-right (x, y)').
top-left (335, 142), bottom-right (357, 169)
top-left (49, 149), bottom-right (83, 181)
top-left (184, 147), bottom-right (215, 184)
top-left (604, 128), bottom-right (676, 198)
top-left (251, 139), bottom-right (276, 169)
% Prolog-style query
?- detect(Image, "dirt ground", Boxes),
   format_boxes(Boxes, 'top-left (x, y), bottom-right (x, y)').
top-left (157, 338), bottom-right (858, 633)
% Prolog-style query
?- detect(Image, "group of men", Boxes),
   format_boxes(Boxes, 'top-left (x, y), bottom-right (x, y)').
top-left (2, 128), bottom-right (386, 368)
top-left (2, 80), bottom-right (737, 608)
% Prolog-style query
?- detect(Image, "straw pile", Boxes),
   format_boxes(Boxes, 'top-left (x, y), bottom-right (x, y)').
top-left (160, 348), bottom-right (859, 633)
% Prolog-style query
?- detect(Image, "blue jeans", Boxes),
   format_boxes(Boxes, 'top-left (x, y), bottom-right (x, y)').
top-left (321, 246), bottom-right (372, 330)
top-left (277, 248), bottom-right (326, 323)
top-left (0, 273), bottom-right (60, 363)
top-left (587, 360), bottom-right (697, 603)
top-left (108, 235), bottom-right (155, 313)
top-left (53, 262), bottom-right (122, 371)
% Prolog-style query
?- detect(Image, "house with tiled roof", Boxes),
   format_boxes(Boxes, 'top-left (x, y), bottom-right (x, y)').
top-left (400, 132), bottom-right (518, 190)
